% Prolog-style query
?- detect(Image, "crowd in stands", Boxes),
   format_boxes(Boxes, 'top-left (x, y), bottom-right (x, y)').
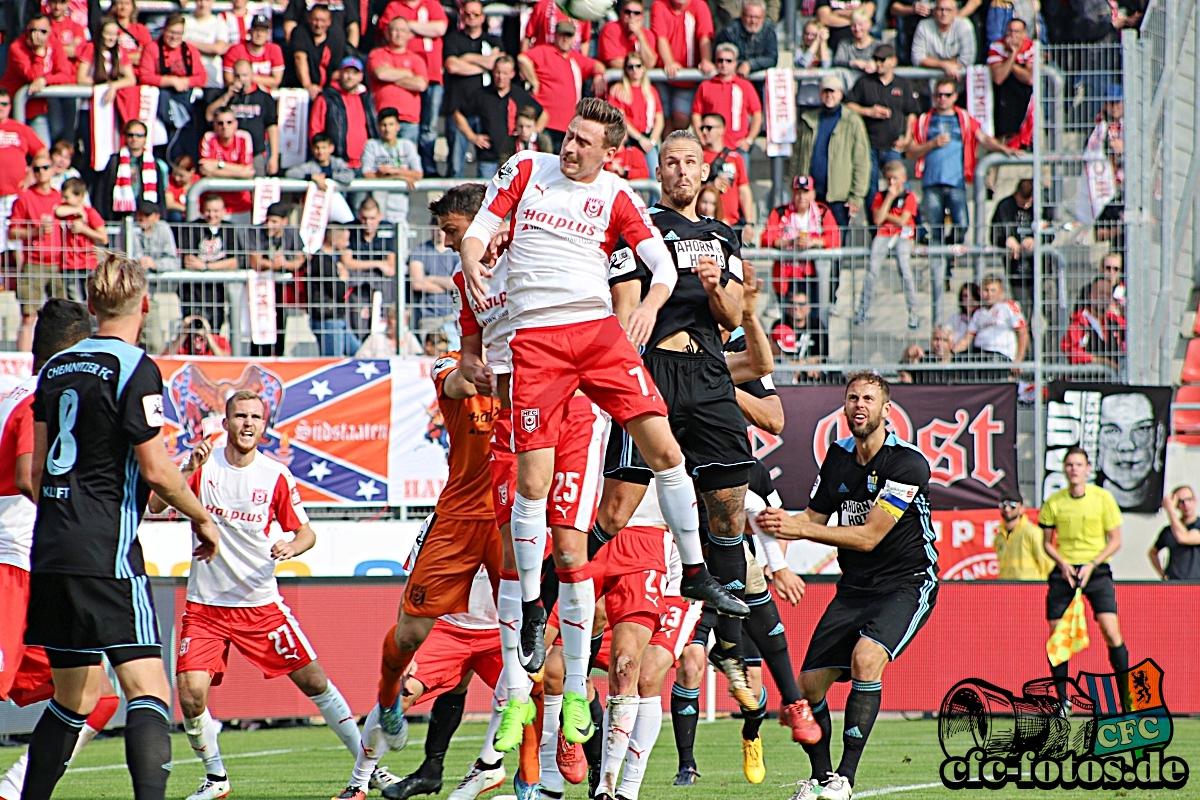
top-left (0, 0), bottom-right (1136, 372)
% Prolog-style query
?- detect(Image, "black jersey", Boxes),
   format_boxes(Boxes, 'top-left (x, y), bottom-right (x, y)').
top-left (608, 205), bottom-right (744, 356)
top-left (723, 333), bottom-right (778, 399)
top-left (807, 432), bottom-right (938, 594)
top-left (32, 337), bottom-right (164, 578)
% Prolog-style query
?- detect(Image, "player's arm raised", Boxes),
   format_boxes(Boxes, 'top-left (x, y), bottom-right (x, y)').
top-left (757, 504), bottom-right (897, 551)
top-left (132, 433), bottom-right (220, 562)
top-left (727, 262), bottom-right (773, 384)
top-left (149, 438), bottom-right (213, 514)
top-left (697, 253), bottom-right (742, 330)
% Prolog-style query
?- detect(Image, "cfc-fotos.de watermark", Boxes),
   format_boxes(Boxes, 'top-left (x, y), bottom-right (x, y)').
top-left (938, 659), bottom-right (1188, 790)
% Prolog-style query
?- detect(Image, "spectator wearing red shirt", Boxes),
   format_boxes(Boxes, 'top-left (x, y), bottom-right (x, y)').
top-left (9, 152), bottom-right (63, 351)
top-left (55, 177), bottom-right (108, 300)
top-left (0, 15), bottom-right (74, 149)
top-left (761, 175), bottom-right (839, 303)
top-left (223, 15), bottom-right (284, 91)
top-left (598, 0), bottom-right (657, 68)
top-left (987, 18), bottom-right (1035, 149)
top-left (377, 0), bottom-right (448, 176)
top-left (0, 88), bottom-right (48, 253)
top-left (199, 107), bottom-right (255, 219)
top-left (698, 112), bottom-right (754, 229)
top-left (367, 17), bottom-right (428, 136)
top-left (518, 21), bottom-right (605, 150)
top-left (606, 140), bottom-right (650, 180)
top-left (607, 53), bottom-right (664, 175)
top-left (166, 154), bottom-right (198, 222)
top-left (75, 17), bottom-right (136, 113)
top-left (110, 0), bottom-right (154, 66)
top-left (137, 13), bottom-right (208, 160)
top-left (48, 0), bottom-right (87, 65)
top-left (310, 56), bottom-right (378, 171)
top-left (651, 0), bottom-right (715, 132)
top-left (1061, 277), bottom-right (1125, 368)
top-left (523, 0), bottom-right (593, 52)
top-left (690, 42), bottom-right (761, 160)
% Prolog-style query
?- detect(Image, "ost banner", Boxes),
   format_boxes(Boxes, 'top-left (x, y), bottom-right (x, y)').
top-left (153, 357), bottom-right (447, 507)
top-left (758, 384), bottom-right (1018, 510)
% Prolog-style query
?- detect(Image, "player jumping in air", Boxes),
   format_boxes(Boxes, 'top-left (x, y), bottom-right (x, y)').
top-left (147, 392), bottom-right (367, 800)
top-left (21, 255), bottom-right (220, 800)
top-left (0, 301), bottom-right (121, 800)
top-left (460, 98), bottom-right (746, 746)
top-left (758, 372), bottom-right (938, 800)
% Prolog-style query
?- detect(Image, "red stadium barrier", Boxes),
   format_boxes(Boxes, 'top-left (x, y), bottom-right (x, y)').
top-left (172, 578), bottom-right (1200, 721)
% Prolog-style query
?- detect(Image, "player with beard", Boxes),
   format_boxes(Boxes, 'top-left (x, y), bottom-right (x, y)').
top-left (758, 372), bottom-right (938, 800)
top-left (594, 131), bottom-right (818, 740)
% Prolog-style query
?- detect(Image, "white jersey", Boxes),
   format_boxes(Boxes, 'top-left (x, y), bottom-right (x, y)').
top-left (967, 300), bottom-right (1027, 361)
top-left (464, 151), bottom-right (675, 329)
top-left (625, 478), bottom-right (682, 597)
top-left (452, 252), bottom-right (515, 372)
top-left (0, 377), bottom-right (37, 571)
top-left (186, 447), bottom-right (310, 607)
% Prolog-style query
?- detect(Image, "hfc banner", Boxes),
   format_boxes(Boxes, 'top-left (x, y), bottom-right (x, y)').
top-left (760, 384), bottom-right (1018, 510)
top-left (153, 357), bottom-right (447, 507)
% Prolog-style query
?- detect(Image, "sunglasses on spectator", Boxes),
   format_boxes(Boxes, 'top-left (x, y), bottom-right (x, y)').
top-left (872, 56), bottom-right (890, 62)
top-left (699, 125), bottom-right (716, 131)
top-left (126, 131), bottom-right (147, 137)
top-left (0, 100), bottom-right (10, 106)
top-left (33, 164), bottom-right (52, 172)
top-left (936, 91), bottom-right (956, 97)
top-left (716, 57), bottom-right (735, 63)
top-left (625, 63), bottom-right (643, 70)
top-left (29, 26), bottom-right (50, 33)
top-left (999, 500), bottom-right (1020, 509)
top-left (622, 8), bottom-right (643, 14)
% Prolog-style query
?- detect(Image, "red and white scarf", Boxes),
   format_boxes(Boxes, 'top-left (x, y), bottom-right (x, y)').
top-left (112, 148), bottom-right (158, 213)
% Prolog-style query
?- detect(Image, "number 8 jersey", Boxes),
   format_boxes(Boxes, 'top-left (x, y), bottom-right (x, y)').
top-left (32, 337), bottom-right (165, 578)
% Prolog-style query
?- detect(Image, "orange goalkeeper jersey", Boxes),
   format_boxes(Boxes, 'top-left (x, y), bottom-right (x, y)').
top-left (432, 352), bottom-right (500, 520)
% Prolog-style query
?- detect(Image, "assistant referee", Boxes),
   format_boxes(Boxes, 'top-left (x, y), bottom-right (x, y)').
top-left (1039, 446), bottom-right (1129, 698)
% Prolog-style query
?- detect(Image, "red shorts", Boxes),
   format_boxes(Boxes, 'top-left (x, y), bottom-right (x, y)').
top-left (548, 397), bottom-right (607, 531)
top-left (509, 317), bottom-right (667, 452)
top-left (0, 563), bottom-right (54, 706)
top-left (177, 600), bottom-right (316, 685)
top-left (490, 410), bottom-right (518, 528)
top-left (648, 596), bottom-right (703, 662)
top-left (409, 621), bottom-right (502, 706)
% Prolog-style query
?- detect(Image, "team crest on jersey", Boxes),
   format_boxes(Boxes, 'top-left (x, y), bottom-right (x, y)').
top-left (252, 488), bottom-right (268, 505)
top-left (867, 472), bottom-right (877, 494)
top-left (498, 483), bottom-right (509, 506)
top-left (583, 197), bottom-right (605, 218)
top-left (521, 408), bottom-right (540, 433)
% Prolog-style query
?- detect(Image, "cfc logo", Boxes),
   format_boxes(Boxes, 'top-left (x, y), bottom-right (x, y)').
top-left (521, 408), bottom-right (540, 433)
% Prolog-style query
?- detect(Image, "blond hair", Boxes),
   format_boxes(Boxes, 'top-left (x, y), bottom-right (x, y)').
top-left (87, 252), bottom-right (147, 319)
top-left (225, 388), bottom-right (266, 417)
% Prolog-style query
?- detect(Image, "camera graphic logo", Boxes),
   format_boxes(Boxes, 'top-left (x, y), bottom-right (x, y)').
top-left (938, 659), bottom-right (1188, 790)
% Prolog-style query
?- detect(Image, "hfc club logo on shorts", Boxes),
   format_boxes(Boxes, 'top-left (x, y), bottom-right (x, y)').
top-left (583, 197), bottom-right (605, 218)
top-left (521, 408), bottom-right (540, 433)
top-left (252, 488), bottom-right (268, 505)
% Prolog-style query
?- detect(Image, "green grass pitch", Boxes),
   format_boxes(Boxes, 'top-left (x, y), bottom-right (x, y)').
top-left (2, 717), bottom-right (1196, 799)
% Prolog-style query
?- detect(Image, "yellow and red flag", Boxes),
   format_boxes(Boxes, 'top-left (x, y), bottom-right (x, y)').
top-left (1047, 588), bottom-right (1090, 667)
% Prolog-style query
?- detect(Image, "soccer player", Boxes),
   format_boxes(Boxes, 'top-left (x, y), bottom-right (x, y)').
top-left (370, 345), bottom-right (503, 771)
top-left (22, 254), bottom-right (220, 800)
top-left (758, 371), bottom-right (938, 800)
top-left (0, 300), bottom-right (120, 800)
top-left (146, 392), bottom-right (363, 800)
top-left (460, 98), bottom-right (745, 746)
top-left (1039, 446), bottom-right (1128, 699)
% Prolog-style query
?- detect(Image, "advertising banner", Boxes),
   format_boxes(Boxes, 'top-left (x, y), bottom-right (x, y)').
top-left (760, 384), bottom-right (1018, 510)
top-left (1044, 382), bottom-right (1171, 512)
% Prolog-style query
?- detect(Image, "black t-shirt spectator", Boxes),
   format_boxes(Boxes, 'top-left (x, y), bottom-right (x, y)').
top-left (990, 193), bottom-right (1034, 281)
top-left (287, 25), bottom-right (343, 89)
top-left (452, 83), bottom-right (541, 164)
top-left (226, 88), bottom-right (278, 156)
top-left (442, 30), bottom-right (505, 123)
top-left (307, 250), bottom-right (349, 321)
top-left (284, 0), bottom-right (359, 52)
top-left (1155, 520), bottom-right (1200, 580)
top-left (816, 0), bottom-right (868, 54)
top-left (348, 225), bottom-right (397, 305)
top-left (846, 74), bottom-right (921, 150)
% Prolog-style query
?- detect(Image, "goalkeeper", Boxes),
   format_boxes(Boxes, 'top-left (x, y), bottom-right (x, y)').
top-left (1039, 446), bottom-right (1129, 701)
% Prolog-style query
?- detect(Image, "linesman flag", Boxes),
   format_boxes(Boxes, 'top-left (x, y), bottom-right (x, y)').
top-left (1047, 588), bottom-right (1090, 667)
